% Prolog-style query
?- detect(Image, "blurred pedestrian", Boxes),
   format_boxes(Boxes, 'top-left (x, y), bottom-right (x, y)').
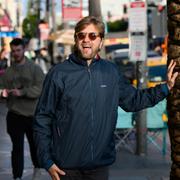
top-left (33, 16), bottom-right (178, 180)
top-left (0, 48), bottom-right (9, 75)
top-left (34, 48), bottom-right (50, 74)
top-left (0, 38), bottom-right (45, 180)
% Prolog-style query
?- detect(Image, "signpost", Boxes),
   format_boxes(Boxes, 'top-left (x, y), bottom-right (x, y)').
top-left (129, 0), bottom-right (147, 62)
top-left (129, 0), bottom-right (148, 155)
top-left (129, 32), bottom-right (147, 62)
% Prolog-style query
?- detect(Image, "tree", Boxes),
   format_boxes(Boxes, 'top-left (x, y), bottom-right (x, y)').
top-left (107, 19), bottom-right (128, 32)
top-left (88, 0), bottom-right (102, 18)
top-left (22, 14), bottom-right (38, 39)
top-left (167, 1), bottom-right (180, 179)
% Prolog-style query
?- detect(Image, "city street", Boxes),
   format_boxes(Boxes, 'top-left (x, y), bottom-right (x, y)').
top-left (0, 102), bottom-right (171, 180)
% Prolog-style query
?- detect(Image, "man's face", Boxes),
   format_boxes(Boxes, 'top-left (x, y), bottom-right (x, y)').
top-left (75, 24), bottom-right (103, 62)
top-left (10, 45), bottom-right (25, 63)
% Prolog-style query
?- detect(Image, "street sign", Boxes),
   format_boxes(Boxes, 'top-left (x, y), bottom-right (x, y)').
top-left (129, 0), bottom-right (147, 61)
top-left (62, 0), bottom-right (82, 22)
top-left (148, 0), bottom-right (166, 6)
top-left (129, 33), bottom-right (147, 61)
top-left (129, 1), bottom-right (147, 32)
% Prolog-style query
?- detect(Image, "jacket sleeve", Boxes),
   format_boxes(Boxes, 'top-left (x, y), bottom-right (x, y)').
top-left (33, 69), bottom-right (63, 170)
top-left (20, 65), bottom-right (45, 99)
top-left (0, 72), bottom-right (7, 88)
top-left (0, 73), bottom-right (8, 97)
top-left (118, 73), bottom-right (169, 112)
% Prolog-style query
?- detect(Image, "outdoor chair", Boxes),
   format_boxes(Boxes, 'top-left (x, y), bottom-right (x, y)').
top-left (115, 107), bottom-right (135, 153)
top-left (147, 99), bottom-right (168, 155)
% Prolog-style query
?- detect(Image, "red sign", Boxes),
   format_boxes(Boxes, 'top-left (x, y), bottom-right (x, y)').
top-left (62, 0), bottom-right (82, 21)
top-left (130, 1), bottom-right (145, 8)
top-left (129, 0), bottom-right (147, 32)
top-left (0, 9), bottom-right (11, 28)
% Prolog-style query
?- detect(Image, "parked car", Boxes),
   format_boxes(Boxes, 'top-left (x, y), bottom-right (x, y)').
top-left (109, 48), bottom-right (166, 87)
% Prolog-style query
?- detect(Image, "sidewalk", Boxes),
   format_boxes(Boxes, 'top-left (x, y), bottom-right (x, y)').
top-left (0, 102), bottom-right (171, 180)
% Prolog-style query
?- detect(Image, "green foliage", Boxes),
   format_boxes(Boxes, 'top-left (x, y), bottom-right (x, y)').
top-left (107, 19), bottom-right (128, 32)
top-left (22, 14), bottom-right (39, 39)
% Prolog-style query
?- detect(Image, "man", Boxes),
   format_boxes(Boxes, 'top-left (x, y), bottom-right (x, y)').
top-left (0, 38), bottom-right (45, 180)
top-left (33, 16), bottom-right (178, 180)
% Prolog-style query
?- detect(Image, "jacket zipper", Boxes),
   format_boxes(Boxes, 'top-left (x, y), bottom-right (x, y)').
top-left (88, 67), bottom-right (94, 161)
top-left (57, 127), bottom-right (61, 137)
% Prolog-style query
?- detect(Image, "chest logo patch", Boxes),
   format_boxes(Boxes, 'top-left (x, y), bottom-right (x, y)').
top-left (100, 85), bottom-right (107, 88)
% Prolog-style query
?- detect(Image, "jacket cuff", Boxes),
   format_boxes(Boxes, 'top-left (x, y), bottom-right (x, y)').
top-left (161, 83), bottom-right (169, 96)
top-left (44, 159), bottom-right (54, 171)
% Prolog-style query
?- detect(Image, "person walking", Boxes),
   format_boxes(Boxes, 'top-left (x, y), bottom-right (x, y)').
top-left (33, 16), bottom-right (178, 180)
top-left (0, 38), bottom-right (45, 180)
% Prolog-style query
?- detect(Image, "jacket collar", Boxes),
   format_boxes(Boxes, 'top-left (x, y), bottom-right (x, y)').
top-left (69, 53), bottom-right (100, 66)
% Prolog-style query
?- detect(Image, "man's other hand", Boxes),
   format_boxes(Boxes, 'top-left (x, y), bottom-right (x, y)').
top-left (167, 60), bottom-right (179, 90)
top-left (48, 164), bottom-right (66, 180)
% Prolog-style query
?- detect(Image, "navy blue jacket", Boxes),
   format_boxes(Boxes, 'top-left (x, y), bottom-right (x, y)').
top-left (33, 54), bottom-right (169, 170)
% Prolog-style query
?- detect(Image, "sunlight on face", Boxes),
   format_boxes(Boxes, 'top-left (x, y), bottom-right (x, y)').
top-left (75, 24), bottom-right (103, 64)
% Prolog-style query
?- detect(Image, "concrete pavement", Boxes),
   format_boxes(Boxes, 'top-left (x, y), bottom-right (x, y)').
top-left (0, 102), bottom-right (171, 180)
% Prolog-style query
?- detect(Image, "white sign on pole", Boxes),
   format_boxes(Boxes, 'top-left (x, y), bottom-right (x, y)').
top-left (129, 0), bottom-right (147, 61)
top-left (129, 33), bottom-right (147, 61)
top-left (129, 1), bottom-right (147, 32)
top-left (147, 0), bottom-right (166, 6)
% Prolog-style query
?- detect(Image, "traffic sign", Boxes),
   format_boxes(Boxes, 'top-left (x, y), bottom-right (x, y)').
top-left (129, 33), bottom-right (147, 61)
top-left (129, 1), bottom-right (147, 32)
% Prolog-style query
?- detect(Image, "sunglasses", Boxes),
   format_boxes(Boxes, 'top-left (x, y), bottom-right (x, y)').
top-left (76, 32), bottom-right (101, 41)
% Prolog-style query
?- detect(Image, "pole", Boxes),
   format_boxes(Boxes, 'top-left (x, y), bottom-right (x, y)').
top-left (129, 0), bottom-right (148, 155)
top-left (135, 60), bottom-right (147, 155)
top-left (37, 0), bottom-right (41, 50)
top-left (51, 0), bottom-right (56, 32)
top-left (45, 0), bottom-right (49, 24)
top-left (51, 0), bottom-right (57, 64)
top-left (88, 0), bottom-right (106, 58)
top-left (88, 0), bottom-right (102, 18)
top-left (16, 0), bottom-right (20, 28)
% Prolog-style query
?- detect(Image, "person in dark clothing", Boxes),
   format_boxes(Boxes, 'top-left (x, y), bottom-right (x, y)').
top-left (0, 38), bottom-right (45, 180)
top-left (33, 16), bottom-right (178, 180)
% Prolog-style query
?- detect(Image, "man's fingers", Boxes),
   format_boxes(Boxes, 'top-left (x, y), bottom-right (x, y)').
top-left (166, 60), bottom-right (179, 90)
top-left (48, 164), bottom-right (66, 180)
top-left (54, 173), bottom-right (61, 180)
top-left (172, 72), bottom-right (179, 83)
top-left (60, 170), bottom-right (66, 175)
top-left (168, 60), bottom-right (174, 71)
top-left (168, 61), bottom-right (176, 76)
top-left (52, 174), bottom-right (60, 180)
top-left (52, 169), bottom-right (65, 180)
top-left (56, 168), bottom-right (66, 176)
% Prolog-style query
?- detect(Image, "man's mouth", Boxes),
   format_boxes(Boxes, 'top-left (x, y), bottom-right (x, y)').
top-left (83, 45), bottom-right (91, 49)
top-left (82, 45), bottom-right (92, 51)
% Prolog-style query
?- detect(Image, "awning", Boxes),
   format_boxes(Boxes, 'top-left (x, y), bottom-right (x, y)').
top-left (0, 8), bottom-right (12, 28)
top-left (49, 29), bottom-right (75, 45)
top-left (0, 31), bottom-right (20, 37)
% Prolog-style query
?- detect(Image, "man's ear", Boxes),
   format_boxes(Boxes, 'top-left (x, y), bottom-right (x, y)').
top-left (98, 40), bottom-right (104, 52)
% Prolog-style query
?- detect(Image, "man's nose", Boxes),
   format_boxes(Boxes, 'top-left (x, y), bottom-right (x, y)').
top-left (83, 34), bottom-right (90, 41)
